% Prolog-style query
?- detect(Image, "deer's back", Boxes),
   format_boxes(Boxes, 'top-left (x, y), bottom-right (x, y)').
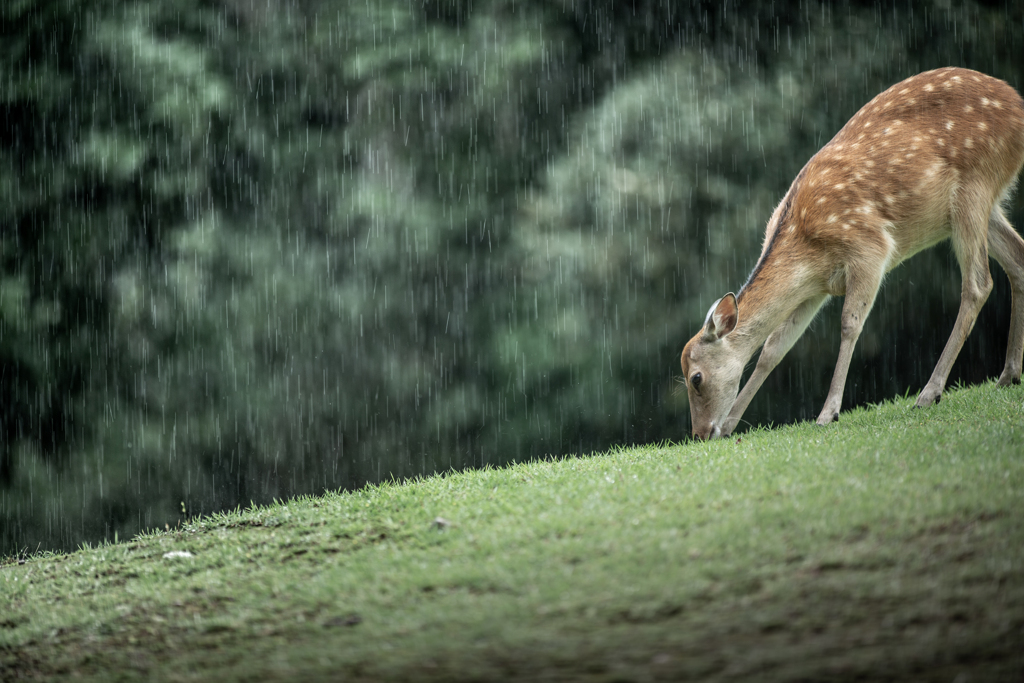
top-left (774, 68), bottom-right (1024, 271)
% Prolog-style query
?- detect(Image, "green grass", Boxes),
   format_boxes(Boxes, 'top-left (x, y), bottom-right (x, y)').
top-left (3, 382), bottom-right (1024, 682)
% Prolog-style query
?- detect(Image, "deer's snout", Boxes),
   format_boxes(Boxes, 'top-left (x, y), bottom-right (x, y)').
top-left (693, 422), bottom-right (722, 441)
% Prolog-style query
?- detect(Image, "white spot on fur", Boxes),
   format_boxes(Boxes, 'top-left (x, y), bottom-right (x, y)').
top-left (945, 120), bottom-right (954, 130)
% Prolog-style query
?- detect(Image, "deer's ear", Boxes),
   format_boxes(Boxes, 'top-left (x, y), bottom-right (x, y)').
top-left (703, 293), bottom-right (738, 341)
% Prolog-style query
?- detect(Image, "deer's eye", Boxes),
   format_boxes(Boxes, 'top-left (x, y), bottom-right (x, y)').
top-left (691, 372), bottom-right (702, 391)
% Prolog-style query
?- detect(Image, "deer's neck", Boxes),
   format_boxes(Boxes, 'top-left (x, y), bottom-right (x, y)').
top-left (733, 241), bottom-right (812, 355)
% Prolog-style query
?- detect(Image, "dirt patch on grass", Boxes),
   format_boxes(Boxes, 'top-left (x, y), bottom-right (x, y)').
top-left (6, 512), bottom-right (1023, 682)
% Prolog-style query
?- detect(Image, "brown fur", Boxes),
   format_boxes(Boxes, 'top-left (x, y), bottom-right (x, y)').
top-left (681, 67), bottom-right (1024, 440)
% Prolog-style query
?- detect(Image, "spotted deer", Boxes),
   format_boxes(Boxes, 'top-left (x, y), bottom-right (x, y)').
top-left (680, 67), bottom-right (1024, 440)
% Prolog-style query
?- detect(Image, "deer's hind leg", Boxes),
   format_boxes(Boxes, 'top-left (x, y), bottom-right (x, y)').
top-left (988, 205), bottom-right (1024, 386)
top-left (917, 185), bottom-right (995, 407)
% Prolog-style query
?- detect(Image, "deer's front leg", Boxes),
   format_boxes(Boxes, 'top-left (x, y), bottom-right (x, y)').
top-left (817, 261), bottom-right (887, 426)
top-left (722, 295), bottom-right (828, 436)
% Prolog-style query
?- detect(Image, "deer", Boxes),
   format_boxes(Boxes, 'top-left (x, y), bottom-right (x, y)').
top-left (680, 67), bottom-right (1024, 440)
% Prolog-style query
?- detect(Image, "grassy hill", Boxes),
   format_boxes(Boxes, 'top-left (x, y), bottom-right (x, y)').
top-left (3, 382), bottom-right (1024, 681)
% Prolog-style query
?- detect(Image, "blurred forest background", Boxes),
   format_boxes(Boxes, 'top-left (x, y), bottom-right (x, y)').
top-left (3, 0), bottom-right (1024, 555)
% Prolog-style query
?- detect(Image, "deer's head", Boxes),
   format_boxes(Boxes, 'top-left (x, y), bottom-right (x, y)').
top-left (680, 294), bottom-right (744, 440)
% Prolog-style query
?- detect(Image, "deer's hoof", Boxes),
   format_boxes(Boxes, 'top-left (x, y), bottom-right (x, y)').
top-left (996, 372), bottom-right (1021, 387)
top-left (815, 411), bottom-right (839, 426)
